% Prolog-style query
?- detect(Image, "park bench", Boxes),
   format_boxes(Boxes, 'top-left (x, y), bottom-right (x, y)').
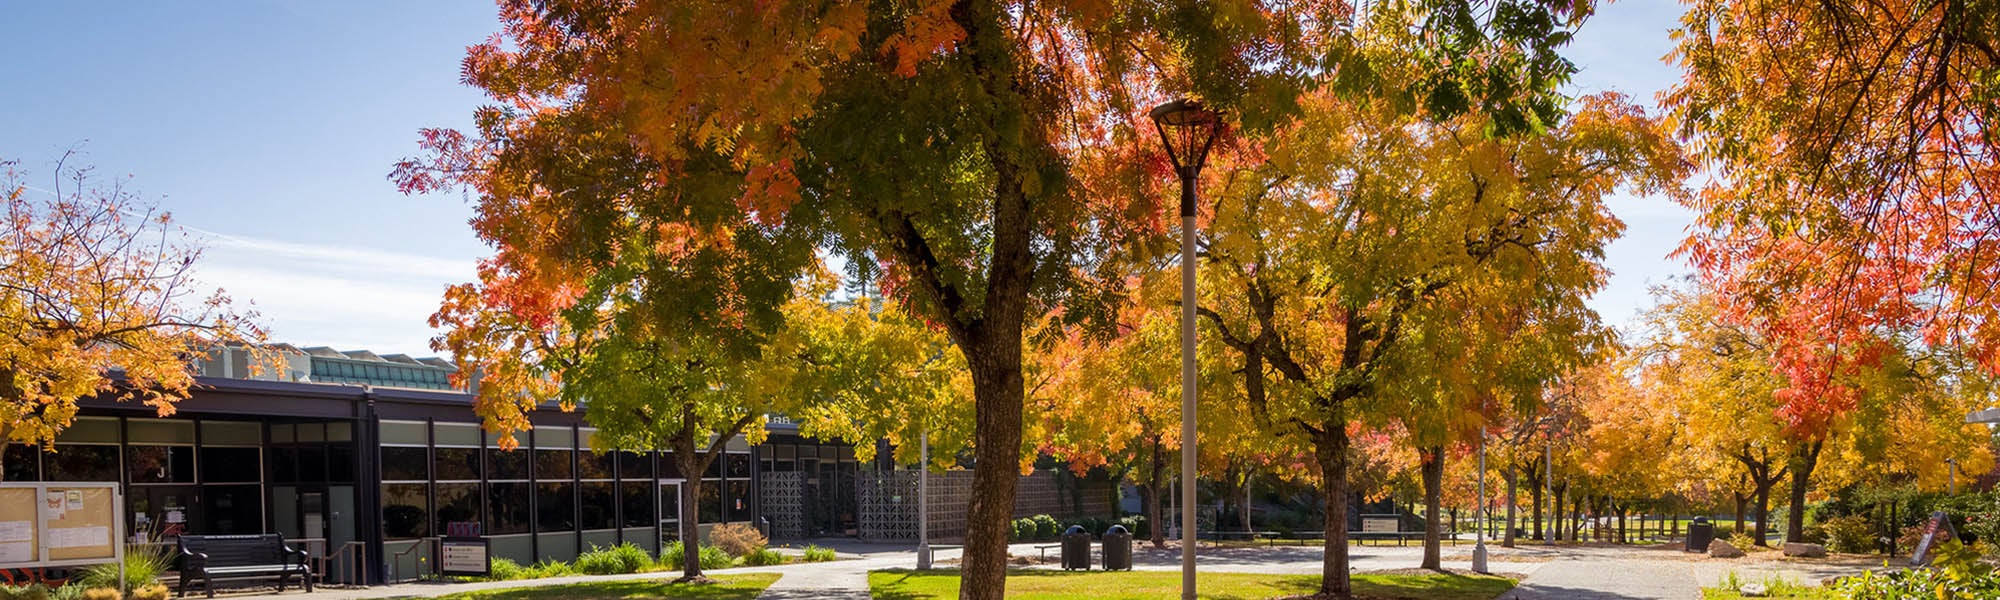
top-left (176, 534), bottom-right (312, 598)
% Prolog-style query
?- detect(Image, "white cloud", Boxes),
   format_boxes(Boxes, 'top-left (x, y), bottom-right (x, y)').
top-left (191, 234), bottom-right (475, 356)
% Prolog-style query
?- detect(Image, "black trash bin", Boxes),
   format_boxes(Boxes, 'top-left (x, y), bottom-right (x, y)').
top-left (1686, 517), bottom-right (1714, 553)
top-left (1061, 525), bottom-right (1092, 570)
top-left (1101, 525), bottom-right (1133, 571)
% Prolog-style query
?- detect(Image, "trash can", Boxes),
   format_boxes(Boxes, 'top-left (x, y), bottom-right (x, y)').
top-left (1061, 525), bottom-right (1092, 570)
top-left (1686, 517), bottom-right (1714, 553)
top-left (1101, 525), bottom-right (1133, 571)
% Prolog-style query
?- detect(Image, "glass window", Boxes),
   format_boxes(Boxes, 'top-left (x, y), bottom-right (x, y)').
top-left (578, 482), bottom-right (615, 530)
top-left (200, 421), bottom-right (262, 446)
top-left (536, 483), bottom-right (575, 532)
top-left (328, 445), bottom-right (355, 483)
top-left (326, 422), bottom-right (353, 442)
top-left (200, 485), bottom-right (261, 534)
top-left (657, 453), bottom-right (682, 480)
top-left (726, 453), bottom-right (751, 479)
top-left (618, 452), bottom-right (652, 480)
top-left (434, 483), bottom-right (481, 534)
top-left (199, 447), bottom-right (261, 483)
top-left (435, 448), bottom-right (480, 481)
top-left (127, 446), bottom-right (194, 483)
top-left (534, 426), bottom-right (574, 450)
top-left (533, 449), bottom-right (572, 480)
top-left (271, 447), bottom-right (299, 483)
top-left (697, 481), bottom-right (722, 524)
top-left (269, 424), bottom-right (296, 444)
top-left (578, 452), bottom-right (613, 480)
top-left (486, 482), bottom-right (532, 535)
top-left (4, 444), bottom-right (37, 481)
top-left (703, 456), bottom-right (722, 479)
top-left (382, 483), bottom-right (429, 539)
top-left (49, 445), bottom-right (119, 481)
top-left (621, 481), bottom-right (653, 528)
top-left (127, 420), bottom-right (195, 442)
top-left (727, 480), bottom-right (753, 523)
top-left (380, 447), bottom-right (429, 481)
top-left (54, 419), bottom-right (119, 444)
top-left (298, 446), bottom-right (327, 481)
top-left (433, 424), bottom-right (480, 447)
top-left (379, 421), bottom-right (428, 445)
top-left (659, 484), bottom-right (681, 524)
top-left (488, 449), bottom-right (528, 480)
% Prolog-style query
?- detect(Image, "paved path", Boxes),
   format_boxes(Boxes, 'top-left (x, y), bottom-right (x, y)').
top-left (221, 540), bottom-right (1881, 600)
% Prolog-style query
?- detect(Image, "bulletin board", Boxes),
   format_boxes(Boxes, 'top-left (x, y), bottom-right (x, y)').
top-left (43, 486), bottom-right (116, 562)
top-left (0, 488), bottom-right (37, 564)
top-left (0, 483), bottom-right (122, 568)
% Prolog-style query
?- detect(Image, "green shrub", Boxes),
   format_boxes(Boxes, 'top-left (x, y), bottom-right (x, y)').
top-left (699, 544), bottom-right (734, 570)
top-left (1838, 538), bottom-right (1999, 598)
top-left (78, 544), bottom-right (175, 592)
top-left (802, 545), bottom-right (837, 562)
top-left (741, 548), bottom-right (786, 566)
top-left (0, 584), bottom-right (52, 600)
top-left (1820, 515), bottom-right (1875, 554)
top-left (1725, 531), bottom-right (1767, 551)
top-left (484, 557), bottom-right (527, 580)
top-left (47, 585), bottom-right (81, 600)
top-left (575, 542), bottom-right (650, 575)
top-left (659, 541), bottom-right (734, 571)
top-left (1031, 514), bottom-right (1061, 540)
top-left (527, 559), bottom-right (577, 578)
top-left (1119, 515), bottom-right (1147, 539)
top-left (1011, 518), bottom-right (1036, 541)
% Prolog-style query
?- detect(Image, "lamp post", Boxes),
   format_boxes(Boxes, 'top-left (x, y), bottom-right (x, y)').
top-left (1474, 433), bottom-right (1489, 573)
top-left (1151, 98), bottom-right (1221, 600)
top-left (918, 427), bottom-right (931, 569)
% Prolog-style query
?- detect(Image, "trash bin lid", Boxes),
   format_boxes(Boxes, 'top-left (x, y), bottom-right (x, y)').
top-left (1107, 524), bottom-right (1128, 535)
top-left (1693, 516), bottom-right (1710, 524)
top-left (1065, 525), bottom-right (1086, 534)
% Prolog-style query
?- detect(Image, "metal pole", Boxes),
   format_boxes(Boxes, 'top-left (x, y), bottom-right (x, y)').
top-left (1545, 433), bottom-right (1554, 546)
top-left (1178, 170), bottom-right (1199, 600)
top-left (1948, 459), bottom-right (1957, 495)
top-left (918, 428), bottom-right (932, 569)
top-left (1474, 434), bottom-right (1488, 573)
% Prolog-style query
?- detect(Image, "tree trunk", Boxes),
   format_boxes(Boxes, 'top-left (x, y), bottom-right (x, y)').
top-left (1785, 441), bottom-right (1823, 543)
top-left (1420, 445), bottom-right (1444, 570)
top-left (1145, 438), bottom-right (1167, 548)
top-left (1240, 472), bottom-right (1253, 535)
top-left (1314, 425), bottom-right (1353, 598)
top-left (1552, 485), bottom-right (1565, 542)
top-left (1530, 482), bottom-right (1544, 541)
top-left (1503, 469), bottom-right (1518, 548)
top-left (961, 342), bottom-right (1026, 600)
top-left (1732, 492), bottom-right (1748, 535)
top-left (673, 446), bottom-right (708, 582)
top-left (1753, 481), bottom-right (1773, 547)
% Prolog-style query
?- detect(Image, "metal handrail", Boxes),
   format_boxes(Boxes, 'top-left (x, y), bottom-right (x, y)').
top-left (388, 537), bottom-right (438, 583)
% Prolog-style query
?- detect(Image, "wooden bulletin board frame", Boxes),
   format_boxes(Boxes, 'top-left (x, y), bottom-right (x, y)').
top-left (0, 482), bottom-right (124, 569)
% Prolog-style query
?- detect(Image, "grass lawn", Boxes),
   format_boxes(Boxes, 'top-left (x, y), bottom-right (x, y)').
top-left (868, 569), bottom-right (1514, 600)
top-left (1701, 587), bottom-right (1840, 599)
top-left (426, 574), bottom-right (782, 600)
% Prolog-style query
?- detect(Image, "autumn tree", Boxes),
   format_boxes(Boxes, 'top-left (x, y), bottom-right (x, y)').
top-left (400, 2), bottom-right (1594, 595)
top-left (1667, 2), bottom-right (2000, 535)
top-left (1196, 87), bottom-right (1682, 593)
top-left (1, 156), bottom-right (262, 472)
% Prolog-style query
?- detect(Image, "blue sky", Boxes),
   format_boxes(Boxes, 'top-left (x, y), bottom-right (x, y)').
top-left (0, 1), bottom-right (1694, 355)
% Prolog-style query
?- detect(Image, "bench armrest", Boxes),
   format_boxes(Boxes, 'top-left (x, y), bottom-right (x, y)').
top-left (182, 550), bottom-right (209, 570)
top-left (289, 545), bottom-right (311, 569)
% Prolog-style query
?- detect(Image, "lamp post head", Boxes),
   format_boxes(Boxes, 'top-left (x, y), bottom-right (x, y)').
top-left (1149, 99), bottom-right (1222, 177)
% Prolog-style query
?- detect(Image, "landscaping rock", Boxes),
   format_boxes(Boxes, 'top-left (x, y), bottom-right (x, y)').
top-left (1708, 539), bottom-right (1745, 558)
top-left (1782, 542), bottom-right (1826, 558)
top-left (1739, 582), bottom-right (1769, 597)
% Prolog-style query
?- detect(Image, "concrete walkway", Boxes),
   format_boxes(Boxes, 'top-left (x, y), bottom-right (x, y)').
top-left (218, 540), bottom-right (1881, 600)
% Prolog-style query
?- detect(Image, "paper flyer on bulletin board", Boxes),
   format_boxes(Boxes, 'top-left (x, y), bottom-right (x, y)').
top-left (0, 488), bottom-right (37, 565)
top-left (43, 487), bottom-right (116, 562)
